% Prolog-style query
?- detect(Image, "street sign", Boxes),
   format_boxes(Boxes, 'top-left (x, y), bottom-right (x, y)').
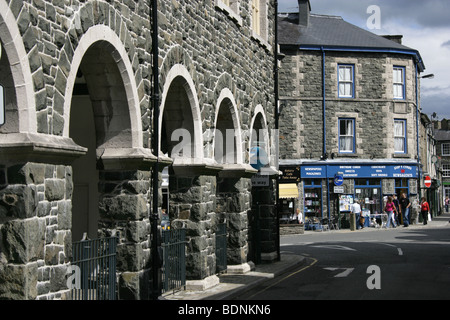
top-left (424, 176), bottom-right (432, 188)
top-left (334, 173), bottom-right (344, 186)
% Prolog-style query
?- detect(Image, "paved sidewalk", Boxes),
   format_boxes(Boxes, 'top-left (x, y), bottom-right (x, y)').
top-left (163, 254), bottom-right (306, 300)
top-left (162, 212), bottom-right (450, 300)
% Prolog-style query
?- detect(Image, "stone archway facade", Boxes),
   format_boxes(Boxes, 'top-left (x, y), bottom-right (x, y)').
top-left (0, 0), bottom-right (277, 299)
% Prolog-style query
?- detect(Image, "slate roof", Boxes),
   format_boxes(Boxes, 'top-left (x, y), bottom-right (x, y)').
top-left (278, 12), bottom-right (425, 71)
top-left (435, 129), bottom-right (450, 142)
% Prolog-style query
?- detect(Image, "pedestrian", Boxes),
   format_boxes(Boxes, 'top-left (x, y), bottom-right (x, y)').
top-left (399, 193), bottom-right (411, 227)
top-left (351, 200), bottom-right (363, 230)
top-left (384, 196), bottom-right (397, 228)
top-left (393, 194), bottom-right (401, 225)
top-left (420, 197), bottom-right (430, 225)
top-left (445, 196), bottom-right (449, 213)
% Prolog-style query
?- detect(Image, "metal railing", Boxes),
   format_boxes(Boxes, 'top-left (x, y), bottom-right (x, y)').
top-left (215, 223), bottom-right (227, 273)
top-left (161, 229), bottom-right (186, 293)
top-left (71, 236), bottom-right (118, 300)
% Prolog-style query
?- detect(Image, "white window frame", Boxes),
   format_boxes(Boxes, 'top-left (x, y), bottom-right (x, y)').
top-left (443, 164), bottom-right (450, 178)
top-left (338, 65), bottom-right (354, 98)
top-left (393, 66), bottom-right (406, 100)
top-left (339, 118), bottom-right (355, 153)
top-left (394, 119), bottom-right (407, 153)
top-left (442, 143), bottom-right (450, 156)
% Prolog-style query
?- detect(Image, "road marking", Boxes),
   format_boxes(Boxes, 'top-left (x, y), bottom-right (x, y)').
top-left (323, 267), bottom-right (355, 278)
top-left (312, 245), bottom-right (356, 251)
top-left (246, 257), bottom-right (318, 299)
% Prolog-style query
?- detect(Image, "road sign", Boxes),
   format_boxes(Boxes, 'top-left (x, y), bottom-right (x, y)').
top-left (334, 173), bottom-right (344, 186)
top-left (424, 176), bottom-right (432, 188)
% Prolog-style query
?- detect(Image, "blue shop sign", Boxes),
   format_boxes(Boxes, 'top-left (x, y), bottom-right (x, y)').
top-left (301, 164), bottom-right (418, 179)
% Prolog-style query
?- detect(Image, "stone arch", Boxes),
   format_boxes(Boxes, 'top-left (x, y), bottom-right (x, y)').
top-left (0, 0), bottom-right (36, 133)
top-left (159, 63), bottom-right (203, 163)
top-left (249, 104), bottom-right (270, 166)
top-left (62, 25), bottom-right (143, 149)
top-left (213, 88), bottom-right (243, 164)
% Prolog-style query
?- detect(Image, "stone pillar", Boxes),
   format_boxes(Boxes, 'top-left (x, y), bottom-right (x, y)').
top-left (97, 169), bottom-right (152, 300)
top-left (169, 170), bottom-right (219, 291)
top-left (0, 162), bottom-right (73, 300)
top-left (216, 166), bottom-right (255, 274)
top-left (249, 176), bottom-right (278, 264)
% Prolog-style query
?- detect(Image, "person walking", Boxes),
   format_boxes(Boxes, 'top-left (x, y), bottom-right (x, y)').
top-left (445, 196), bottom-right (449, 213)
top-left (384, 196), bottom-right (397, 228)
top-left (352, 200), bottom-right (363, 230)
top-left (399, 193), bottom-right (411, 227)
top-left (420, 197), bottom-right (430, 225)
top-left (393, 194), bottom-right (401, 226)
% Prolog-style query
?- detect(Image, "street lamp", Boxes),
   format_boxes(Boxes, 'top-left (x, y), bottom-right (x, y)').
top-left (420, 73), bottom-right (434, 79)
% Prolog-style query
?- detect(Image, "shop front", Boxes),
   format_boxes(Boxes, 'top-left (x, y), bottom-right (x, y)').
top-left (279, 160), bottom-right (419, 229)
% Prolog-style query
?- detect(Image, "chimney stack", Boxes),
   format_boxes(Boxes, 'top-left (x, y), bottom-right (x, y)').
top-left (298, 0), bottom-right (311, 26)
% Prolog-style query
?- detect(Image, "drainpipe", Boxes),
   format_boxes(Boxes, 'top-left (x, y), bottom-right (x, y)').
top-left (415, 63), bottom-right (421, 198)
top-left (322, 47), bottom-right (326, 157)
top-left (274, 0), bottom-right (280, 262)
top-left (150, 0), bottom-right (161, 300)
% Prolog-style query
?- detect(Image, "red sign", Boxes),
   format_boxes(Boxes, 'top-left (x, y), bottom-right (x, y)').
top-left (424, 176), bottom-right (432, 188)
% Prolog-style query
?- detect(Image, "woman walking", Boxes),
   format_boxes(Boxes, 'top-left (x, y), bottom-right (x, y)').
top-left (420, 197), bottom-right (430, 225)
top-left (384, 196), bottom-right (397, 228)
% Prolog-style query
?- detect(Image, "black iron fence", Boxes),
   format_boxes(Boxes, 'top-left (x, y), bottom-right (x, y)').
top-left (215, 223), bottom-right (227, 273)
top-left (161, 229), bottom-right (186, 293)
top-left (71, 236), bottom-right (118, 300)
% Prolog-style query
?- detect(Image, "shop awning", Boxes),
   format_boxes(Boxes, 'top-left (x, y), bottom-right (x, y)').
top-left (279, 183), bottom-right (299, 199)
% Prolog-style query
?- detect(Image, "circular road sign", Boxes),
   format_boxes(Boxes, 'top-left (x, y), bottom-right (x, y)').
top-left (424, 176), bottom-right (432, 188)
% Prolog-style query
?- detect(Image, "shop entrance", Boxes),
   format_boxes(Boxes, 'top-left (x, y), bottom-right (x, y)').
top-left (354, 179), bottom-right (382, 216)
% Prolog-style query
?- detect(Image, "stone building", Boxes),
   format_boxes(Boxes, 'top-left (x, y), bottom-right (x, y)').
top-left (0, 0), bottom-right (278, 299)
top-left (434, 119), bottom-right (450, 212)
top-left (277, 0), bottom-right (426, 227)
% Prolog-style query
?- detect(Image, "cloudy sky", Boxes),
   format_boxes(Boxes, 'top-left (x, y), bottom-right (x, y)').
top-left (278, 0), bottom-right (450, 120)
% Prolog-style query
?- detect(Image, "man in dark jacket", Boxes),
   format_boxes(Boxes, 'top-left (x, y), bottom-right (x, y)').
top-left (399, 193), bottom-right (411, 227)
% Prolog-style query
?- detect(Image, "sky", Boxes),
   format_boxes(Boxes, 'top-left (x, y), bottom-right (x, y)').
top-left (278, 0), bottom-right (450, 120)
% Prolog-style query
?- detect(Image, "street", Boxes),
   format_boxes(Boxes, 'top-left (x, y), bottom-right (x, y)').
top-left (233, 223), bottom-right (450, 300)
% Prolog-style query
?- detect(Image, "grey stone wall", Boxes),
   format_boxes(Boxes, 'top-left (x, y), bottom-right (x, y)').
top-left (0, 0), bottom-right (276, 299)
top-left (279, 51), bottom-right (418, 160)
top-left (0, 163), bottom-right (72, 300)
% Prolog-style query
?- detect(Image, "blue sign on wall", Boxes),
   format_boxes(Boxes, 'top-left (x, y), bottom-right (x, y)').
top-left (334, 173), bottom-right (344, 186)
top-left (300, 163), bottom-right (418, 179)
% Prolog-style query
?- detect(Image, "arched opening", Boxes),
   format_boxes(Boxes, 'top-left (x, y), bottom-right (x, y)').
top-left (69, 42), bottom-right (132, 241)
top-left (214, 98), bottom-right (237, 164)
top-left (0, 39), bottom-right (18, 133)
top-left (161, 76), bottom-right (196, 159)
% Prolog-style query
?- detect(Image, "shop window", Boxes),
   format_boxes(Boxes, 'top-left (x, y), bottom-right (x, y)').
top-left (338, 64), bottom-right (354, 98)
top-left (339, 118), bottom-right (355, 153)
top-left (393, 66), bottom-right (405, 99)
top-left (304, 179), bottom-right (322, 220)
top-left (442, 143), bottom-right (450, 156)
top-left (394, 119), bottom-right (407, 153)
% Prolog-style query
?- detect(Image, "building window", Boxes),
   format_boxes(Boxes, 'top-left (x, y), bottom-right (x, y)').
top-left (443, 165), bottom-right (450, 177)
top-left (250, 0), bottom-right (269, 42)
top-left (442, 143), bottom-right (450, 156)
top-left (252, 0), bottom-right (261, 35)
top-left (338, 65), bottom-right (354, 98)
top-left (393, 66), bottom-right (405, 99)
top-left (394, 119), bottom-right (407, 153)
top-left (339, 118), bottom-right (355, 153)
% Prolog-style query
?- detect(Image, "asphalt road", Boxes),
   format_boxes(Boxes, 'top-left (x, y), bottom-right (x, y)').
top-left (234, 225), bottom-right (450, 300)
